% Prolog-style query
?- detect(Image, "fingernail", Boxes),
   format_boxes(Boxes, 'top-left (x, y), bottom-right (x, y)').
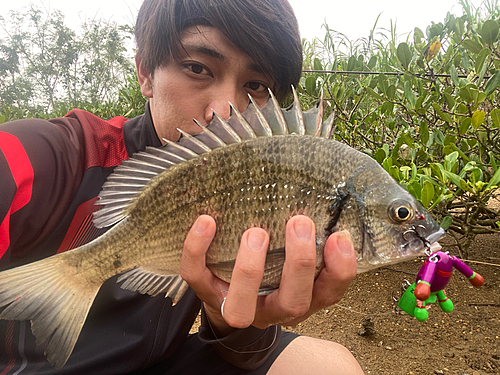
top-left (193, 217), bottom-right (209, 234)
top-left (336, 230), bottom-right (354, 257)
top-left (293, 217), bottom-right (313, 242)
top-left (247, 229), bottom-right (266, 251)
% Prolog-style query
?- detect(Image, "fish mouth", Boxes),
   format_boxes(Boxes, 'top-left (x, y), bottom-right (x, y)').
top-left (357, 227), bottom-right (446, 273)
top-left (402, 226), bottom-right (446, 254)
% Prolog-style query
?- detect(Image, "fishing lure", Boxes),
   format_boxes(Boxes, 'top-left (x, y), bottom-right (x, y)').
top-left (398, 250), bottom-right (485, 322)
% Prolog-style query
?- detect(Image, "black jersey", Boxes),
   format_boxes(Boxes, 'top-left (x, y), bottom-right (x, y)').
top-left (0, 104), bottom-right (280, 374)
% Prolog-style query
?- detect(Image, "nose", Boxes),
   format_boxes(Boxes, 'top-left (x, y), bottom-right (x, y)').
top-left (204, 90), bottom-right (249, 123)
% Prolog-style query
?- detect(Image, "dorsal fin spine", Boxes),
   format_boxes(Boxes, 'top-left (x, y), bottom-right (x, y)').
top-left (193, 119), bottom-right (227, 147)
top-left (248, 94), bottom-right (273, 137)
top-left (162, 138), bottom-right (199, 158)
top-left (291, 86), bottom-right (305, 135)
top-left (177, 128), bottom-right (212, 153)
top-left (313, 91), bottom-right (324, 137)
top-left (212, 111), bottom-right (242, 143)
top-left (229, 102), bottom-right (256, 139)
top-left (268, 89), bottom-right (288, 135)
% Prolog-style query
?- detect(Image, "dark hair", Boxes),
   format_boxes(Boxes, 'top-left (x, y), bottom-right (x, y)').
top-left (135, 0), bottom-right (302, 101)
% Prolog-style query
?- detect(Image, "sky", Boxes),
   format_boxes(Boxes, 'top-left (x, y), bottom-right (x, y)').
top-left (1, 0), bottom-right (487, 43)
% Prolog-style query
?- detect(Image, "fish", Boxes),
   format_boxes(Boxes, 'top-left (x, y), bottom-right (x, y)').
top-left (0, 88), bottom-right (445, 369)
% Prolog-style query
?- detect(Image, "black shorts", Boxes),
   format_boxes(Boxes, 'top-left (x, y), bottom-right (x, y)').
top-left (142, 331), bottom-right (299, 375)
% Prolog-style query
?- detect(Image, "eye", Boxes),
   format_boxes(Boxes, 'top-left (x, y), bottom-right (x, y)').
top-left (396, 206), bottom-right (410, 220)
top-left (245, 81), bottom-right (268, 92)
top-left (388, 200), bottom-right (413, 222)
top-left (184, 62), bottom-right (211, 76)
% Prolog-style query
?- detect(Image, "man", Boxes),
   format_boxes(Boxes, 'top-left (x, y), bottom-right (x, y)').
top-left (0, 0), bottom-right (363, 373)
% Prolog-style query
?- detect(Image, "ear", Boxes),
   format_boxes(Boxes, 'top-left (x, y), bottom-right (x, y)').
top-left (136, 54), bottom-right (154, 98)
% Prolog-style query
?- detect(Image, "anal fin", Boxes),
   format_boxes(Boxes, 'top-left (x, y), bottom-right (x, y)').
top-left (117, 268), bottom-right (189, 304)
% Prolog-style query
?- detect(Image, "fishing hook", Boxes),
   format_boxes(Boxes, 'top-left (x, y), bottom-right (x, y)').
top-left (402, 225), bottom-right (432, 256)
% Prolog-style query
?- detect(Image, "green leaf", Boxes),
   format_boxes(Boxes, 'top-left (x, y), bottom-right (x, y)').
top-left (404, 81), bottom-right (416, 107)
top-left (347, 55), bottom-right (357, 71)
top-left (365, 87), bottom-right (383, 101)
top-left (414, 27), bottom-right (424, 45)
top-left (479, 19), bottom-right (499, 46)
top-left (397, 42), bottom-right (412, 69)
top-left (489, 151), bottom-right (498, 170)
top-left (419, 121), bottom-right (429, 144)
top-left (471, 110), bottom-right (485, 130)
top-left (475, 48), bottom-right (491, 74)
top-left (380, 102), bottom-right (394, 116)
top-left (389, 165), bottom-right (400, 181)
top-left (459, 86), bottom-right (472, 102)
top-left (478, 56), bottom-right (488, 84)
top-left (382, 157), bottom-right (393, 173)
top-left (484, 71), bottom-right (500, 96)
top-left (386, 85), bottom-right (396, 100)
top-left (368, 55), bottom-right (377, 69)
top-left (475, 91), bottom-right (487, 105)
top-left (313, 58), bottom-right (323, 71)
top-left (443, 134), bottom-right (456, 146)
top-left (444, 151), bottom-right (459, 171)
top-left (459, 117), bottom-right (471, 135)
top-left (428, 23), bottom-right (443, 39)
top-left (443, 170), bottom-right (472, 192)
top-left (407, 180), bottom-right (422, 200)
top-left (305, 76), bottom-right (316, 95)
top-left (421, 180), bottom-right (435, 207)
top-left (377, 73), bottom-right (388, 94)
top-left (383, 144), bottom-right (390, 156)
top-left (400, 166), bottom-right (412, 180)
top-left (440, 216), bottom-right (453, 230)
top-left (444, 92), bottom-right (455, 109)
top-left (462, 38), bottom-right (483, 54)
top-left (374, 148), bottom-right (387, 164)
top-left (411, 162), bottom-right (418, 180)
top-left (486, 167), bottom-right (500, 189)
top-left (432, 102), bottom-right (453, 123)
top-left (490, 108), bottom-right (500, 129)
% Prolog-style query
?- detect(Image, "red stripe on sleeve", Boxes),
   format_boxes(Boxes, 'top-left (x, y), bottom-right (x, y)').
top-left (0, 131), bottom-right (35, 257)
top-left (0, 132), bottom-right (34, 212)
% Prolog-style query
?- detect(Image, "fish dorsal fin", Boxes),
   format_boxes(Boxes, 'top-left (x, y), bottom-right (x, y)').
top-left (94, 87), bottom-right (335, 228)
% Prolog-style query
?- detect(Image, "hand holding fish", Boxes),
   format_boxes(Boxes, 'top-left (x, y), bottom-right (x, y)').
top-left (181, 215), bottom-right (357, 335)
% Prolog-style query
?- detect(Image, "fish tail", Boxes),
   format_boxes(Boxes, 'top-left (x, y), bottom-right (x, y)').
top-left (0, 252), bottom-right (101, 369)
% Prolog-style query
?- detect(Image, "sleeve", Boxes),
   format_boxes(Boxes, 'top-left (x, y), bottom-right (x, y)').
top-left (197, 306), bottom-right (280, 370)
top-left (0, 117), bottom-right (85, 267)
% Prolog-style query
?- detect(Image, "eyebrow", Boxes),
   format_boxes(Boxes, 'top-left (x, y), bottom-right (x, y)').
top-left (182, 44), bottom-right (265, 75)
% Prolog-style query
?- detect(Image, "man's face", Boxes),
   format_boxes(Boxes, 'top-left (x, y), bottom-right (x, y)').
top-left (136, 25), bottom-right (274, 142)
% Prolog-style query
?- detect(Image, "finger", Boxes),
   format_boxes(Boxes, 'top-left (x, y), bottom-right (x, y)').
top-left (275, 216), bottom-right (317, 319)
top-left (311, 230), bottom-right (357, 310)
top-left (179, 215), bottom-right (217, 296)
top-left (223, 228), bottom-right (269, 328)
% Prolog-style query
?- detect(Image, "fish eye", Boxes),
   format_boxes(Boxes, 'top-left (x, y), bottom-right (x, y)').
top-left (397, 206), bottom-right (410, 220)
top-left (389, 200), bottom-right (413, 222)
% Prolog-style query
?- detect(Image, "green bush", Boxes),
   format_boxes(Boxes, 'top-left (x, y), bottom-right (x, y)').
top-left (299, 0), bottom-right (500, 257)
